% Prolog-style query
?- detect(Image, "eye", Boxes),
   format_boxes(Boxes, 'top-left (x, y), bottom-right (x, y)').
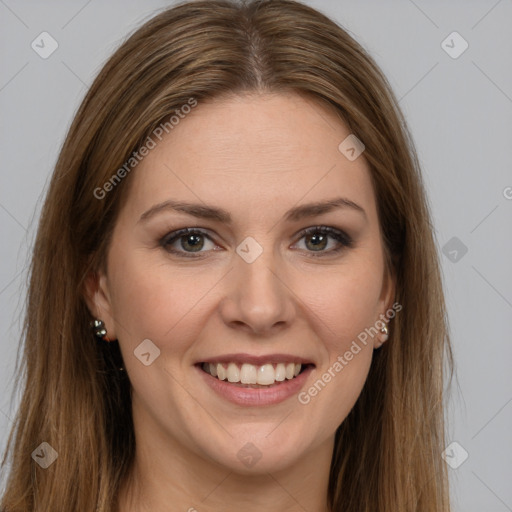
top-left (160, 228), bottom-right (218, 257)
top-left (159, 225), bottom-right (353, 259)
top-left (293, 226), bottom-right (353, 256)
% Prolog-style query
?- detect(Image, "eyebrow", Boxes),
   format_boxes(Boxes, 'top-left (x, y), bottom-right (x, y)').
top-left (138, 196), bottom-right (367, 224)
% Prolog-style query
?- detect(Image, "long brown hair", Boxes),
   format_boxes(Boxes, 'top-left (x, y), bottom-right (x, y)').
top-left (1, 1), bottom-right (454, 510)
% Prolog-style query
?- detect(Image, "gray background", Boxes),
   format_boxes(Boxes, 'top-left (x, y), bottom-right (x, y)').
top-left (1, 0), bottom-right (511, 510)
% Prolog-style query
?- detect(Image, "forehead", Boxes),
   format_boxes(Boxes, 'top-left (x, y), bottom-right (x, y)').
top-left (122, 93), bottom-right (377, 223)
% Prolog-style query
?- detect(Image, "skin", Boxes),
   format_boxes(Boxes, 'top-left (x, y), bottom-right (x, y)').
top-left (85, 92), bottom-right (395, 512)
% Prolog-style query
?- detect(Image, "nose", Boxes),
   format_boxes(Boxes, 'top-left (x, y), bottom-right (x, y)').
top-left (218, 247), bottom-right (296, 335)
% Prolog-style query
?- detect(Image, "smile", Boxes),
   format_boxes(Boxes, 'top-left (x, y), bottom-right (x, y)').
top-left (201, 361), bottom-right (304, 386)
top-left (195, 356), bottom-right (315, 406)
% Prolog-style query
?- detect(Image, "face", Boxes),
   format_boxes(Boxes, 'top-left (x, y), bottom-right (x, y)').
top-left (86, 92), bottom-right (395, 475)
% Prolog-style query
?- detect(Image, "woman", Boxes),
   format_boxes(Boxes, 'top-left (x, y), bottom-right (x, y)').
top-left (0, 0), bottom-right (454, 510)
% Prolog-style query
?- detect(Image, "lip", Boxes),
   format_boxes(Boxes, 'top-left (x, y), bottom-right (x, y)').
top-left (195, 363), bottom-right (315, 406)
top-left (196, 353), bottom-right (315, 366)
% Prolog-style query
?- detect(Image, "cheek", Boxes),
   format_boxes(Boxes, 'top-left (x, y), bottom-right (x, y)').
top-left (295, 262), bottom-right (383, 349)
top-left (107, 250), bottom-right (222, 354)
top-left (291, 266), bottom-right (380, 433)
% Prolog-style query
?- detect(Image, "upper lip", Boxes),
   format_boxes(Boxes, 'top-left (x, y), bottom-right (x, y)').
top-left (196, 353), bottom-right (315, 366)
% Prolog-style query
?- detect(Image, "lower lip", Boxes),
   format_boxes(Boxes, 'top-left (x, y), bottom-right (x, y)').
top-left (195, 364), bottom-right (314, 406)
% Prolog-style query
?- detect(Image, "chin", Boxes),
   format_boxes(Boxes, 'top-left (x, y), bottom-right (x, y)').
top-left (193, 425), bottom-right (315, 475)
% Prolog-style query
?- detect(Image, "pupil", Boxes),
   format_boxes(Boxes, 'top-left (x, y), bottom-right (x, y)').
top-left (183, 234), bottom-right (203, 252)
top-left (307, 233), bottom-right (327, 251)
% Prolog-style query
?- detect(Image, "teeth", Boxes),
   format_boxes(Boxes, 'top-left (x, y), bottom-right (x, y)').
top-left (226, 363), bottom-right (240, 383)
top-left (202, 361), bottom-right (305, 385)
top-left (257, 364), bottom-right (275, 385)
top-left (275, 363), bottom-right (286, 381)
top-left (240, 363), bottom-right (257, 384)
top-left (217, 364), bottom-right (227, 381)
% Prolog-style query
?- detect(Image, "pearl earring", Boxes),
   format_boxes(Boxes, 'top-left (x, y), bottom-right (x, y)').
top-left (375, 324), bottom-right (389, 349)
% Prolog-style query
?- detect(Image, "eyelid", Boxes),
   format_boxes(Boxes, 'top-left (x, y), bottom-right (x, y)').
top-left (294, 225), bottom-right (353, 245)
top-left (291, 225), bottom-right (353, 257)
top-left (159, 227), bottom-right (219, 257)
top-left (160, 227), bottom-right (213, 245)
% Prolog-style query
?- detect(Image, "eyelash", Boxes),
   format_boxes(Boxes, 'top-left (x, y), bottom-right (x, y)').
top-left (159, 226), bottom-right (353, 259)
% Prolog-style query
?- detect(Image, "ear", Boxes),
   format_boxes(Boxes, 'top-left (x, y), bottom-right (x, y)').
top-left (380, 264), bottom-right (396, 312)
top-left (83, 269), bottom-right (117, 340)
top-left (374, 264), bottom-right (397, 348)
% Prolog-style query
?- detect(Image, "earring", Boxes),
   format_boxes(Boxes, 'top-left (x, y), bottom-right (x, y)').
top-left (375, 324), bottom-right (389, 349)
top-left (91, 319), bottom-right (124, 371)
top-left (91, 319), bottom-right (109, 340)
